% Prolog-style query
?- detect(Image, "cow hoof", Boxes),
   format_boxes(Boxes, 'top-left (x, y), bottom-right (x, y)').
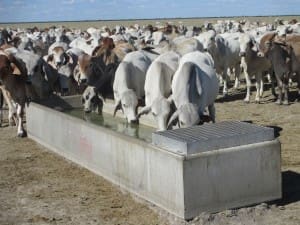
top-left (255, 100), bottom-right (260, 104)
top-left (17, 131), bottom-right (27, 138)
top-left (275, 99), bottom-right (282, 105)
top-left (244, 99), bottom-right (250, 104)
top-left (283, 100), bottom-right (289, 105)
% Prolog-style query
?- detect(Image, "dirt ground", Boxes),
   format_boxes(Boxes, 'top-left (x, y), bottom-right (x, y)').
top-left (1, 83), bottom-right (300, 225)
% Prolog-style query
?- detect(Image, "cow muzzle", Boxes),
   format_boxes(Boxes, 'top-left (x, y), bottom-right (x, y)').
top-left (80, 78), bottom-right (87, 84)
top-left (257, 51), bottom-right (265, 57)
top-left (239, 52), bottom-right (246, 57)
top-left (84, 108), bottom-right (92, 113)
top-left (129, 119), bottom-right (139, 124)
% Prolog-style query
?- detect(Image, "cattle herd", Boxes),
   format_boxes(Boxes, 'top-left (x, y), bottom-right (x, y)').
top-left (0, 18), bottom-right (299, 136)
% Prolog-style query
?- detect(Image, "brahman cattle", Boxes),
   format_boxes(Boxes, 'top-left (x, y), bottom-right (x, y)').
top-left (239, 33), bottom-right (271, 103)
top-left (258, 32), bottom-right (300, 104)
top-left (138, 51), bottom-right (180, 131)
top-left (196, 30), bottom-right (241, 95)
top-left (167, 51), bottom-right (219, 128)
top-left (113, 50), bottom-right (158, 123)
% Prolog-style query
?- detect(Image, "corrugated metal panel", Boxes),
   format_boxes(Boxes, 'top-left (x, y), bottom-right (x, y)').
top-left (152, 121), bottom-right (274, 155)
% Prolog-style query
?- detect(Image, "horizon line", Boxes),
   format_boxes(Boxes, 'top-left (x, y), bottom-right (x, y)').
top-left (1, 14), bottom-right (299, 24)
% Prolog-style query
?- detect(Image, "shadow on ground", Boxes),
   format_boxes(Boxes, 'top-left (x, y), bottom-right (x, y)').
top-left (271, 170), bottom-right (300, 206)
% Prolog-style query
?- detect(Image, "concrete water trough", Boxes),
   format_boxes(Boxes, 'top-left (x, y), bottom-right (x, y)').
top-left (26, 95), bottom-right (282, 220)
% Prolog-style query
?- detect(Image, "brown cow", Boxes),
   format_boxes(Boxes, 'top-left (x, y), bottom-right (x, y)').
top-left (75, 38), bottom-right (135, 85)
top-left (259, 32), bottom-right (300, 104)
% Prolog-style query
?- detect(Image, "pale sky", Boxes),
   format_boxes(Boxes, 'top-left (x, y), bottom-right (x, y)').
top-left (0, 0), bottom-right (299, 22)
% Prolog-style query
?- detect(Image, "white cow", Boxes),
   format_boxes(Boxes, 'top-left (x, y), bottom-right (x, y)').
top-left (138, 51), bottom-right (180, 131)
top-left (168, 51), bottom-right (219, 128)
top-left (47, 42), bottom-right (69, 67)
top-left (276, 23), bottom-right (300, 37)
top-left (69, 36), bottom-right (99, 55)
top-left (196, 31), bottom-right (241, 94)
top-left (113, 50), bottom-right (158, 123)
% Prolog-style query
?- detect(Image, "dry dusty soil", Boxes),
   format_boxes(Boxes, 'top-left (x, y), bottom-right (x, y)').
top-left (1, 83), bottom-right (300, 225)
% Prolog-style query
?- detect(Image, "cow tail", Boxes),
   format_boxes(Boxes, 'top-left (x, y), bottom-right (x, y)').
top-left (0, 89), bottom-right (3, 109)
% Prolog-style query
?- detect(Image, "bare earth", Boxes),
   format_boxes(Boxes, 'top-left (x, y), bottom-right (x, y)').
top-left (1, 83), bottom-right (300, 225)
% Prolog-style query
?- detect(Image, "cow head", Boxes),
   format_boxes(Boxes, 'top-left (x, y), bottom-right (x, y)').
top-left (239, 33), bottom-right (258, 57)
top-left (47, 50), bottom-right (73, 69)
top-left (200, 30), bottom-right (216, 52)
top-left (167, 103), bottom-right (200, 129)
top-left (82, 86), bottom-right (103, 114)
top-left (0, 53), bottom-right (25, 79)
top-left (75, 53), bottom-right (92, 84)
top-left (0, 55), bottom-right (14, 84)
top-left (138, 97), bottom-right (173, 131)
top-left (58, 63), bottom-right (74, 95)
top-left (114, 89), bottom-right (140, 124)
top-left (276, 25), bottom-right (293, 37)
top-left (257, 32), bottom-right (277, 57)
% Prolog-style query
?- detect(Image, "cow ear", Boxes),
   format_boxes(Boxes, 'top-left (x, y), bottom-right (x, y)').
top-left (10, 62), bottom-right (21, 75)
top-left (195, 67), bottom-right (202, 96)
top-left (251, 38), bottom-right (258, 51)
top-left (97, 93), bottom-right (105, 103)
top-left (167, 95), bottom-right (173, 103)
top-left (46, 54), bottom-right (54, 63)
top-left (137, 106), bottom-right (151, 118)
top-left (66, 53), bottom-right (73, 64)
top-left (6, 54), bottom-right (21, 75)
top-left (167, 110), bottom-right (179, 130)
top-left (113, 100), bottom-right (122, 117)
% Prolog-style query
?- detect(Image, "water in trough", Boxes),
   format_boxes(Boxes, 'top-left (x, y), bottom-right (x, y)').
top-left (65, 108), bottom-right (155, 143)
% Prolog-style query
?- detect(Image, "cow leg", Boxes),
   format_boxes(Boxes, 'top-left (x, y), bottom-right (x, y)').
top-left (275, 75), bottom-right (283, 105)
top-left (259, 78), bottom-right (264, 98)
top-left (241, 58), bottom-right (251, 103)
top-left (0, 87), bottom-right (17, 126)
top-left (218, 74), bottom-right (224, 85)
top-left (270, 72), bottom-right (277, 98)
top-left (255, 73), bottom-right (262, 103)
top-left (222, 69), bottom-right (228, 96)
top-left (208, 104), bottom-right (216, 123)
top-left (283, 73), bottom-right (290, 105)
top-left (0, 90), bottom-right (3, 127)
top-left (244, 71), bottom-right (251, 103)
top-left (16, 104), bottom-right (26, 137)
top-left (296, 72), bottom-right (300, 101)
top-left (233, 64), bottom-right (241, 89)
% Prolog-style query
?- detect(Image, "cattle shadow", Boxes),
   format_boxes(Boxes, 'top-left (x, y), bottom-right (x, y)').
top-left (266, 125), bottom-right (283, 138)
top-left (241, 121), bottom-right (283, 139)
top-left (34, 94), bottom-right (75, 111)
top-left (269, 170), bottom-right (300, 206)
top-left (216, 81), bottom-right (275, 103)
top-left (288, 90), bottom-right (300, 103)
top-left (215, 87), bottom-right (246, 103)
